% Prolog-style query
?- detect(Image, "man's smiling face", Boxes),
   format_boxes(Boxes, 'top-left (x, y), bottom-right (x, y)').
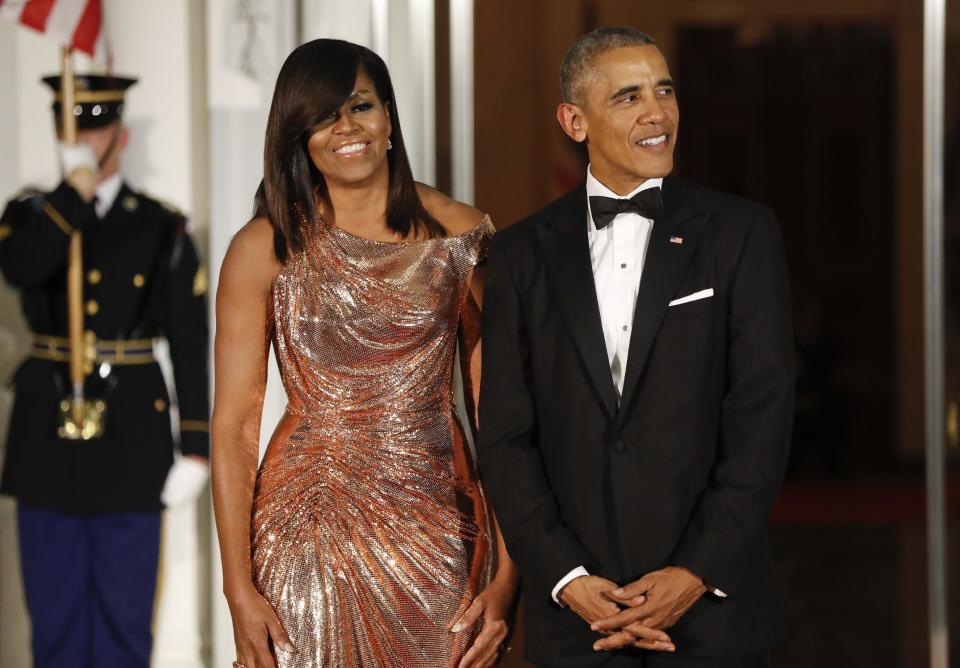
top-left (572, 45), bottom-right (679, 194)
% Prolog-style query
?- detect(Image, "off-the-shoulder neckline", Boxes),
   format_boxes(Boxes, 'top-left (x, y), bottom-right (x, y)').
top-left (326, 213), bottom-right (492, 246)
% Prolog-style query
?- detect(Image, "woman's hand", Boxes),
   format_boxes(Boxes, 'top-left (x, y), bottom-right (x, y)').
top-left (452, 575), bottom-right (518, 668)
top-left (227, 584), bottom-right (296, 668)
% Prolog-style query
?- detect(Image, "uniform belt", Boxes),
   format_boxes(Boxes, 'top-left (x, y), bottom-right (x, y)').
top-left (31, 334), bottom-right (157, 365)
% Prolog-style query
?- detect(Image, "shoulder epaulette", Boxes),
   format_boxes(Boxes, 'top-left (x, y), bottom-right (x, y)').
top-left (14, 187), bottom-right (43, 203)
top-left (153, 195), bottom-right (185, 218)
top-left (132, 189), bottom-right (184, 216)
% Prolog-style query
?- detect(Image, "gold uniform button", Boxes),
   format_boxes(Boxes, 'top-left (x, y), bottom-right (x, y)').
top-left (84, 330), bottom-right (96, 343)
top-left (154, 399), bottom-right (167, 412)
top-left (133, 273), bottom-right (145, 288)
top-left (85, 299), bottom-right (99, 315)
top-left (87, 269), bottom-right (101, 284)
top-left (192, 266), bottom-right (208, 296)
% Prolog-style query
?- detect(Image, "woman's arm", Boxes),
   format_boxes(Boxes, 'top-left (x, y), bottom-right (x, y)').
top-left (210, 217), bottom-right (292, 668)
top-left (454, 240), bottom-right (521, 668)
top-left (461, 263), bottom-right (519, 588)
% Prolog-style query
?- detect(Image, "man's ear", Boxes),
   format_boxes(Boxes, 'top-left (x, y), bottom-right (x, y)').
top-left (118, 125), bottom-right (130, 150)
top-left (557, 103), bottom-right (587, 143)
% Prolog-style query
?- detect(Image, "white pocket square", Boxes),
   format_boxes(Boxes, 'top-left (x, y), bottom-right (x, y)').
top-left (668, 288), bottom-right (714, 307)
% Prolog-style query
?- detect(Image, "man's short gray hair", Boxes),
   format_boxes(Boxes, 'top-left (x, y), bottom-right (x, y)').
top-left (560, 27), bottom-right (657, 104)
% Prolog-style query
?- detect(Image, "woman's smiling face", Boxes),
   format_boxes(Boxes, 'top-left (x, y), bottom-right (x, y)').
top-left (306, 69), bottom-right (392, 188)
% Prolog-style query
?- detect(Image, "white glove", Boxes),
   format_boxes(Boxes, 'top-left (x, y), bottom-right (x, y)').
top-left (58, 141), bottom-right (99, 178)
top-left (160, 456), bottom-right (209, 509)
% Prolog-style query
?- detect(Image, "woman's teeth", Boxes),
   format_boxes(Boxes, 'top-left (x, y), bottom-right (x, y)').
top-left (334, 142), bottom-right (368, 155)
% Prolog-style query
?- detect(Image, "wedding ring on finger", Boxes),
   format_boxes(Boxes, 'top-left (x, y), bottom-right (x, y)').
top-left (232, 662), bottom-right (247, 668)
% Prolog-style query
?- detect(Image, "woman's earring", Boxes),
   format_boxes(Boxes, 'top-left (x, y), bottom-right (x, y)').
top-left (386, 139), bottom-right (393, 151)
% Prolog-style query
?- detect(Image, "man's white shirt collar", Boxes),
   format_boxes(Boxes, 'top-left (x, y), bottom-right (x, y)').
top-left (94, 173), bottom-right (123, 219)
top-left (585, 165), bottom-right (663, 230)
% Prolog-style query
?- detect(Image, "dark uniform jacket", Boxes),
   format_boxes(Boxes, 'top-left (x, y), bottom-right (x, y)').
top-left (0, 179), bottom-right (209, 513)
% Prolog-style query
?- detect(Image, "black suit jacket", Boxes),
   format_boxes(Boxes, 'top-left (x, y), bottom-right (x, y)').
top-left (478, 176), bottom-right (794, 666)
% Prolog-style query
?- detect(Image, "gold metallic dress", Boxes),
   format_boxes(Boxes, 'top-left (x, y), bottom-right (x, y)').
top-left (252, 213), bottom-right (495, 667)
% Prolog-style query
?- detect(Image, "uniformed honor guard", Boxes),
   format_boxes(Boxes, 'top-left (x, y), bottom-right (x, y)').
top-left (0, 74), bottom-right (210, 668)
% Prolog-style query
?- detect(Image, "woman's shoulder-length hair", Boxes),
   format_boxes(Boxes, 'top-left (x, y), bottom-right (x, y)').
top-left (256, 38), bottom-right (443, 262)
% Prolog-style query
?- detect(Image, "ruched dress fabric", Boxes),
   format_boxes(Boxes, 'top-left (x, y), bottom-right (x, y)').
top-left (252, 213), bottom-right (496, 668)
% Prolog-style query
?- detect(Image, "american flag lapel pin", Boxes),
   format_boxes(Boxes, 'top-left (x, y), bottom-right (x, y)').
top-left (669, 236), bottom-right (684, 245)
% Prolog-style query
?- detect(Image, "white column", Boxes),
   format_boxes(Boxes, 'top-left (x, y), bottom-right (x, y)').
top-left (449, 0), bottom-right (474, 203)
top-left (387, 0), bottom-right (436, 184)
top-left (922, 0), bottom-right (949, 665)
top-left (205, 0), bottom-right (297, 664)
top-left (300, 0), bottom-right (437, 184)
top-left (302, 0), bottom-right (375, 46)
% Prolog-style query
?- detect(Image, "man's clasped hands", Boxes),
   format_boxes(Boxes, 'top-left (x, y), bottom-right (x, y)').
top-left (559, 567), bottom-right (708, 653)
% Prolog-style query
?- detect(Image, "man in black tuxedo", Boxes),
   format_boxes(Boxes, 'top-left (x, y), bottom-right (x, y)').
top-left (478, 27), bottom-right (793, 667)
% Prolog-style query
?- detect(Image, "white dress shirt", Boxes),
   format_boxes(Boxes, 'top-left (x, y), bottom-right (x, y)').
top-left (551, 169), bottom-right (727, 604)
top-left (586, 167), bottom-right (660, 398)
top-left (93, 172), bottom-right (122, 220)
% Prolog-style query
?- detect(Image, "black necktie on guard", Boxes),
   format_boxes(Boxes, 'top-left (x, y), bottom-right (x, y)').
top-left (589, 187), bottom-right (663, 229)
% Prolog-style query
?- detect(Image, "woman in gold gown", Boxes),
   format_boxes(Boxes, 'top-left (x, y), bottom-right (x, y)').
top-left (211, 39), bottom-right (518, 668)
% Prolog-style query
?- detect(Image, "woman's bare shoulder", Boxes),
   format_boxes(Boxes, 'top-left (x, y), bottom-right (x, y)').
top-left (416, 183), bottom-right (487, 235)
top-left (220, 217), bottom-right (282, 291)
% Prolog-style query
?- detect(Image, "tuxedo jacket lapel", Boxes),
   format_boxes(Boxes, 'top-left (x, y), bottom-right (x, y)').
top-left (617, 177), bottom-right (710, 420)
top-left (544, 187), bottom-right (619, 419)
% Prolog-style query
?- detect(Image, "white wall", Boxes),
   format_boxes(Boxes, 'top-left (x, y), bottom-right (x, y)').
top-left (0, 19), bottom-right (30, 668)
top-left (204, 0), bottom-right (297, 664)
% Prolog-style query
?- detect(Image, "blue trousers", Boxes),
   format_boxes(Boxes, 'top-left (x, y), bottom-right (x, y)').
top-left (16, 503), bottom-right (161, 668)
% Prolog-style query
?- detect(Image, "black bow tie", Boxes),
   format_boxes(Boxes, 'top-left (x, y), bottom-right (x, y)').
top-left (589, 187), bottom-right (663, 229)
